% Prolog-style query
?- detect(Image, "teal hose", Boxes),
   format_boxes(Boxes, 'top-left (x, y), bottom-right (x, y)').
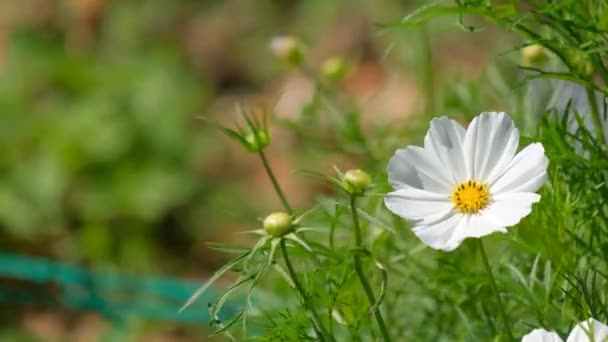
top-left (0, 252), bottom-right (240, 323)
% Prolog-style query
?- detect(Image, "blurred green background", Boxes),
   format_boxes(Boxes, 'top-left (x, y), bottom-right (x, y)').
top-left (0, 0), bottom-right (516, 340)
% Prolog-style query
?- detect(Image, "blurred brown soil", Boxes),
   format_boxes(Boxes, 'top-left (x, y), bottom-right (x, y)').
top-left (22, 311), bottom-right (105, 342)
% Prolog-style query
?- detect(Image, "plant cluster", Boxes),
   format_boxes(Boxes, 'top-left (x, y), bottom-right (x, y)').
top-left (179, 1), bottom-right (608, 341)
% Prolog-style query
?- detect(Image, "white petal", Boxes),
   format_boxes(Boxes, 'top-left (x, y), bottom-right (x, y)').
top-left (412, 213), bottom-right (466, 251)
top-left (409, 191), bottom-right (540, 251)
top-left (566, 318), bottom-right (608, 342)
top-left (390, 191), bottom-right (539, 251)
top-left (423, 116), bottom-right (467, 182)
top-left (453, 209), bottom-right (508, 243)
top-left (387, 146), bottom-right (454, 193)
top-left (463, 112), bottom-right (520, 180)
top-left (387, 149), bottom-right (423, 190)
top-left (484, 192), bottom-right (541, 227)
top-left (522, 329), bottom-right (563, 342)
top-left (490, 143), bottom-right (548, 194)
top-left (442, 192), bottom-right (538, 247)
top-left (384, 187), bottom-right (453, 222)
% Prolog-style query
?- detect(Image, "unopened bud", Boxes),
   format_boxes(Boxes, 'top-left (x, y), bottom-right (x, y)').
top-left (578, 59), bottom-right (594, 78)
top-left (270, 36), bottom-right (304, 67)
top-left (342, 169), bottom-right (371, 196)
top-left (521, 44), bottom-right (546, 66)
top-left (570, 50), bottom-right (594, 78)
top-left (321, 57), bottom-right (349, 83)
top-left (244, 131), bottom-right (270, 152)
top-left (263, 212), bottom-right (293, 237)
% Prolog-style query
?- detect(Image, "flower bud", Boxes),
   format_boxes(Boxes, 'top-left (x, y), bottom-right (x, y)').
top-left (342, 169), bottom-right (371, 196)
top-left (577, 59), bottom-right (594, 78)
top-left (270, 36), bottom-right (304, 67)
top-left (244, 131), bottom-right (270, 152)
top-left (321, 57), bottom-right (349, 83)
top-left (263, 212), bottom-right (293, 237)
top-left (569, 50), bottom-right (594, 78)
top-left (521, 44), bottom-right (546, 66)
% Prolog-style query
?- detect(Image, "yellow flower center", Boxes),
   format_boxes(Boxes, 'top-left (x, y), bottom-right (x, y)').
top-left (450, 180), bottom-right (490, 214)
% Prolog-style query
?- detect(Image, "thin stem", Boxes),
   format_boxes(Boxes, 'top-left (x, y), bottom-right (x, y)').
top-left (585, 87), bottom-right (606, 145)
top-left (350, 197), bottom-right (363, 247)
top-left (280, 239), bottom-right (331, 341)
top-left (477, 239), bottom-right (514, 342)
top-left (258, 149), bottom-right (293, 214)
top-left (329, 202), bottom-right (339, 250)
top-left (350, 196), bottom-right (392, 342)
top-left (301, 63), bottom-right (378, 167)
top-left (257, 148), bottom-right (330, 339)
top-left (258, 149), bottom-right (330, 339)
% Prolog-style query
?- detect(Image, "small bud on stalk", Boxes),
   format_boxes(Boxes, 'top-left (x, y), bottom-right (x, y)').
top-left (342, 169), bottom-right (371, 196)
top-left (217, 106), bottom-right (271, 154)
top-left (270, 36), bottom-right (304, 67)
top-left (321, 56), bottom-right (349, 83)
top-left (263, 212), bottom-right (293, 237)
top-left (244, 131), bottom-right (270, 152)
top-left (521, 44), bottom-right (546, 66)
top-left (567, 49), bottom-right (594, 78)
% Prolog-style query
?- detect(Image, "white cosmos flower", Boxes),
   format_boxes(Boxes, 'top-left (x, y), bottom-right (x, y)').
top-left (522, 318), bottom-right (608, 342)
top-left (385, 112), bottom-right (548, 251)
top-left (522, 329), bottom-right (562, 342)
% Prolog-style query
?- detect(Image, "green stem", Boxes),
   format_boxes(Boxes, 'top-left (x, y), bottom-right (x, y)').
top-left (258, 150), bottom-right (330, 339)
top-left (477, 239), bottom-right (514, 342)
top-left (258, 149), bottom-right (293, 214)
top-left (280, 239), bottom-right (331, 341)
top-left (585, 87), bottom-right (606, 145)
top-left (329, 202), bottom-right (339, 250)
top-left (350, 196), bottom-right (392, 342)
top-left (301, 63), bottom-right (378, 168)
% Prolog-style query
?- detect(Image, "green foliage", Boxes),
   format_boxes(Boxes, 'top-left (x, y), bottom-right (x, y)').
top-left (191, 0), bottom-right (608, 341)
top-left (2, 0), bottom-right (608, 340)
top-left (0, 1), bottom-right (221, 273)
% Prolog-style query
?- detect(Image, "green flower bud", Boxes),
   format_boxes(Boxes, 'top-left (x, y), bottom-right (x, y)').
top-left (567, 49), bottom-right (594, 78)
top-left (263, 212), bottom-right (293, 237)
top-left (321, 57), bottom-right (349, 83)
top-left (244, 131), bottom-right (270, 152)
top-left (521, 44), bottom-right (546, 66)
top-left (270, 36), bottom-right (304, 67)
top-left (342, 169), bottom-right (371, 196)
top-left (581, 59), bottom-right (594, 78)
